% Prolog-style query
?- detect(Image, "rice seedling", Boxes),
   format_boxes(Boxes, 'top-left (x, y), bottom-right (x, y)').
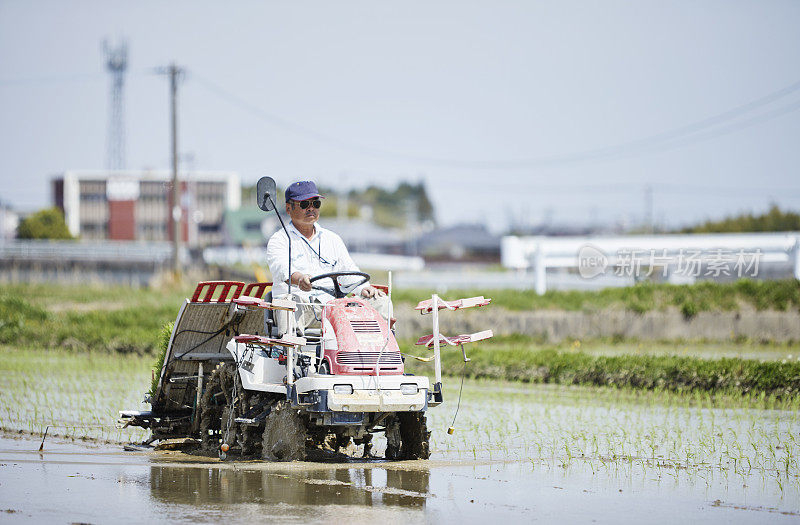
top-left (426, 379), bottom-right (799, 502)
top-left (0, 346), bottom-right (151, 443)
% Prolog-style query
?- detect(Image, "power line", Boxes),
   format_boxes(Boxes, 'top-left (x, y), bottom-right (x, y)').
top-left (0, 68), bottom-right (154, 87)
top-left (653, 183), bottom-right (800, 198)
top-left (4, 68), bottom-right (799, 172)
top-left (629, 98), bottom-right (800, 155)
top-left (488, 183), bottom-right (800, 197)
top-left (190, 73), bottom-right (387, 156)
top-left (0, 73), bottom-right (106, 86)
top-left (461, 178), bottom-right (800, 194)
top-left (191, 73), bottom-right (800, 170)
top-left (519, 81), bottom-right (800, 167)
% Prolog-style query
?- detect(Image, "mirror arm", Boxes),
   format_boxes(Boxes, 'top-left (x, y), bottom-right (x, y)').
top-left (265, 192), bottom-right (292, 297)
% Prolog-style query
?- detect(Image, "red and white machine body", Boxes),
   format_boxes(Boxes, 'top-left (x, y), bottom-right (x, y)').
top-left (321, 297), bottom-right (403, 376)
top-left (222, 291), bottom-right (428, 415)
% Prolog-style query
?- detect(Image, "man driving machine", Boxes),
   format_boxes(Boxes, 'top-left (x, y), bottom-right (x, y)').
top-left (265, 180), bottom-right (391, 335)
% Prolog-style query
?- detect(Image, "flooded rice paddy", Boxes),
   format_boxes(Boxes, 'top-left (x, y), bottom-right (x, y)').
top-left (1, 348), bottom-right (798, 522)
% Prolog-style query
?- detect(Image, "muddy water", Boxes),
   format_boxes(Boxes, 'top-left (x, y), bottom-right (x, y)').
top-left (0, 435), bottom-right (798, 524)
top-left (2, 350), bottom-right (799, 523)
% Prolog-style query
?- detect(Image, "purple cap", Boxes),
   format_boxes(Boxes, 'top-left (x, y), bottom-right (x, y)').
top-left (285, 181), bottom-right (323, 202)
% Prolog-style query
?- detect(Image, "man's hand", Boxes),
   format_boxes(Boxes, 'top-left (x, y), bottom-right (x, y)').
top-left (361, 286), bottom-right (386, 299)
top-left (291, 272), bottom-right (312, 292)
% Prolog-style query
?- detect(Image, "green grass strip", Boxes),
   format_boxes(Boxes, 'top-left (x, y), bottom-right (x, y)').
top-left (1, 280), bottom-right (798, 355)
top-left (392, 278), bottom-right (800, 313)
top-left (0, 284), bottom-right (184, 353)
top-left (420, 346), bottom-right (800, 397)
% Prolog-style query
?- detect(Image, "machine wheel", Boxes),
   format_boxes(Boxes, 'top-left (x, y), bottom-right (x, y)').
top-left (199, 363), bottom-right (234, 451)
top-left (198, 363), bottom-right (265, 456)
top-left (398, 412), bottom-right (431, 459)
top-left (262, 401), bottom-right (308, 461)
top-left (384, 417), bottom-right (402, 460)
top-left (384, 413), bottom-right (431, 460)
top-left (325, 432), bottom-right (351, 452)
top-left (238, 391), bottom-right (267, 457)
top-left (355, 434), bottom-right (373, 458)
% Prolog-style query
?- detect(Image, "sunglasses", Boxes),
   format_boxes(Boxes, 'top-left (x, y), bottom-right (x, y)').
top-left (295, 199), bottom-right (321, 209)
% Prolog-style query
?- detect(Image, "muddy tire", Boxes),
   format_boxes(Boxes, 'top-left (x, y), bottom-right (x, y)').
top-left (238, 391), bottom-right (265, 457)
top-left (398, 412), bottom-right (431, 459)
top-left (262, 401), bottom-right (308, 461)
top-left (385, 412), bottom-right (430, 460)
top-left (199, 363), bottom-right (233, 450)
top-left (355, 434), bottom-right (373, 458)
top-left (384, 417), bottom-right (402, 460)
top-left (199, 363), bottom-right (265, 456)
top-left (325, 432), bottom-right (351, 452)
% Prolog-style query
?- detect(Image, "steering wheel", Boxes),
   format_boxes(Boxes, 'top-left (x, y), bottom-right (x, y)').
top-left (309, 271), bottom-right (370, 299)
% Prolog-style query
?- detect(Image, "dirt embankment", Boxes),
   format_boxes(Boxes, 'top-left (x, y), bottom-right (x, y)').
top-left (395, 307), bottom-right (800, 343)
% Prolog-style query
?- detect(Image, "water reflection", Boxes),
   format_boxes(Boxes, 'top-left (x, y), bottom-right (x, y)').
top-left (149, 465), bottom-right (430, 509)
top-left (384, 469), bottom-right (429, 507)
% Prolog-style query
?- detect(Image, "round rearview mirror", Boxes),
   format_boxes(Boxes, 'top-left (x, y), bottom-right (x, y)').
top-left (256, 177), bottom-right (277, 211)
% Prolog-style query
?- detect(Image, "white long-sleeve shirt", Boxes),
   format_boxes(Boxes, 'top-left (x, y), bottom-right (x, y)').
top-left (265, 221), bottom-right (369, 301)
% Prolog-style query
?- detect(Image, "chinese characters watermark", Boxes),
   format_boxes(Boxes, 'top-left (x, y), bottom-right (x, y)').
top-left (578, 245), bottom-right (762, 279)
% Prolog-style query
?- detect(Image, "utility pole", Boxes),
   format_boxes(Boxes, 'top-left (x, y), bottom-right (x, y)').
top-left (157, 63), bottom-right (184, 277)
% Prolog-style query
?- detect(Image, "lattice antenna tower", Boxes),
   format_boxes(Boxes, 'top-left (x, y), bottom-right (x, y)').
top-left (103, 39), bottom-right (128, 170)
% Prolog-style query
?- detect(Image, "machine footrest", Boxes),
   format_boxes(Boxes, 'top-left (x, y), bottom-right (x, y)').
top-left (234, 404), bottom-right (272, 426)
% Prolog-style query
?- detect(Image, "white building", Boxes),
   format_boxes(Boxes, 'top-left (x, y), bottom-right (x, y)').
top-left (0, 204), bottom-right (19, 240)
top-left (52, 170), bottom-right (240, 247)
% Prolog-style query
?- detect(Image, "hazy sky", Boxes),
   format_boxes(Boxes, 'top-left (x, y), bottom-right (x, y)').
top-left (1, 0), bottom-right (799, 232)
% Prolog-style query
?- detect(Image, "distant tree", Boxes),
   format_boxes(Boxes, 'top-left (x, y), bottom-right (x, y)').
top-left (243, 180), bottom-right (437, 228)
top-left (17, 208), bottom-right (74, 239)
top-left (680, 204), bottom-right (800, 233)
top-left (398, 181), bottom-right (435, 224)
top-left (356, 181), bottom-right (436, 228)
top-left (242, 184), bottom-right (285, 208)
top-left (241, 184), bottom-right (256, 206)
